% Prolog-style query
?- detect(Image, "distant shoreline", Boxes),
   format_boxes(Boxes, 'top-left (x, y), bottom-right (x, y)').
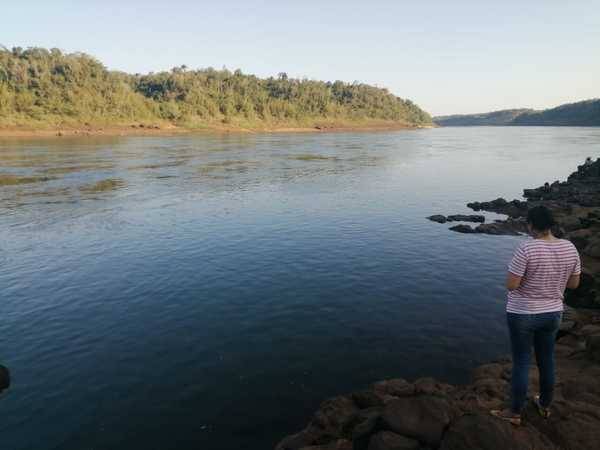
top-left (0, 122), bottom-right (435, 139)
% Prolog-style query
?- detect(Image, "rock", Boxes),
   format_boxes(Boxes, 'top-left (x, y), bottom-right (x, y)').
top-left (311, 396), bottom-right (360, 441)
top-left (557, 320), bottom-right (576, 339)
top-left (427, 215), bottom-right (447, 224)
top-left (276, 396), bottom-right (359, 450)
top-left (0, 365), bottom-right (9, 393)
top-left (277, 432), bottom-right (315, 450)
top-left (373, 379), bottom-right (415, 398)
top-left (439, 413), bottom-right (557, 450)
top-left (565, 270), bottom-right (600, 309)
top-left (586, 335), bottom-right (600, 363)
top-left (368, 431), bottom-right (420, 450)
top-left (446, 214), bottom-right (485, 223)
top-left (414, 377), bottom-right (437, 395)
top-left (353, 390), bottom-right (384, 409)
top-left (472, 363), bottom-right (504, 382)
top-left (300, 439), bottom-right (353, 450)
top-left (381, 395), bottom-right (454, 447)
top-left (474, 219), bottom-right (526, 235)
top-left (467, 198), bottom-right (528, 218)
top-left (566, 228), bottom-right (592, 251)
top-left (349, 408), bottom-right (382, 450)
top-left (584, 239), bottom-right (600, 258)
top-left (472, 377), bottom-right (507, 399)
top-left (560, 215), bottom-right (585, 232)
top-left (449, 224), bottom-right (476, 233)
top-left (580, 324), bottom-right (600, 336)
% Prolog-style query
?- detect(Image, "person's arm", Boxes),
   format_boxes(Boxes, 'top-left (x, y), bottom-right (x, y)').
top-left (567, 250), bottom-right (582, 289)
top-left (506, 273), bottom-right (523, 291)
top-left (566, 274), bottom-right (580, 289)
top-left (507, 244), bottom-right (527, 291)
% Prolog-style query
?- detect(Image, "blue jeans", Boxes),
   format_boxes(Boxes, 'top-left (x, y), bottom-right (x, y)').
top-left (507, 311), bottom-right (562, 413)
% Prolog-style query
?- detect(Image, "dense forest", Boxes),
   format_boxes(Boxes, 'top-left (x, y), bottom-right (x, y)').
top-left (0, 46), bottom-right (432, 129)
top-left (512, 99), bottom-right (600, 126)
top-left (434, 109), bottom-right (532, 126)
top-left (434, 99), bottom-right (600, 127)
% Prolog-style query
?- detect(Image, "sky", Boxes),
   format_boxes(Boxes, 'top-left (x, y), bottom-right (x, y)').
top-left (3, 0), bottom-right (599, 116)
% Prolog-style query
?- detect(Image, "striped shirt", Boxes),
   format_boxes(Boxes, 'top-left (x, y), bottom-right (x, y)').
top-left (507, 238), bottom-right (581, 314)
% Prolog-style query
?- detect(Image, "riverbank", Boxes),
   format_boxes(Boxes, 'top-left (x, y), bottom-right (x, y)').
top-left (277, 160), bottom-right (600, 450)
top-left (0, 120), bottom-right (433, 139)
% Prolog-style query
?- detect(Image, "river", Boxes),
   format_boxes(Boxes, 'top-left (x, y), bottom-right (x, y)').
top-left (1, 127), bottom-right (599, 449)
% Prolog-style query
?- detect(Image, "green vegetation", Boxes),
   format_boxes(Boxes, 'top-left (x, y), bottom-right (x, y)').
top-left (78, 178), bottom-right (125, 193)
top-left (291, 154), bottom-right (337, 161)
top-left (512, 99), bottom-right (600, 126)
top-left (435, 100), bottom-right (600, 127)
top-left (0, 46), bottom-right (432, 129)
top-left (0, 173), bottom-right (55, 185)
top-left (434, 109), bottom-right (532, 126)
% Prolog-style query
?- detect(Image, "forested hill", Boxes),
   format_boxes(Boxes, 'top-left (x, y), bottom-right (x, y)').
top-left (434, 99), bottom-right (600, 127)
top-left (0, 47), bottom-right (432, 129)
top-left (512, 99), bottom-right (600, 126)
top-left (433, 109), bottom-right (531, 126)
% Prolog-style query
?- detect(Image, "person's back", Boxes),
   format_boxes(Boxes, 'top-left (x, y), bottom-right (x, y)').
top-left (491, 205), bottom-right (581, 426)
top-left (507, 239), bottom-right (580, 314)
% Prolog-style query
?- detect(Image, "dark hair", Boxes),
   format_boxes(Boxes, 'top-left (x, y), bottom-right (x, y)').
top-left (527, 205), bottom-right (555, 231)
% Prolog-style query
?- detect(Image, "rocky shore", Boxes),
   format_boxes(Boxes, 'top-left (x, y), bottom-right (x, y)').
top-left (0, 121), bottom-right (429, 139)
top-left (276, 159), bottom-right (600, 450)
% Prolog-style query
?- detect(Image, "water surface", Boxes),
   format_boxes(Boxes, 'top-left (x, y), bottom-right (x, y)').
top-left (1, 127), bottom-right (598, 450)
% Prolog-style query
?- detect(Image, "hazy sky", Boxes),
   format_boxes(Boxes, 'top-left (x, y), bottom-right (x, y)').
top-left (3, 0), bottom-right (599, 116)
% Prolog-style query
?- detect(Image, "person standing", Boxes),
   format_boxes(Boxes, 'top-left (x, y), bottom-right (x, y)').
top-left (491, 205), bottom-right (581, 425)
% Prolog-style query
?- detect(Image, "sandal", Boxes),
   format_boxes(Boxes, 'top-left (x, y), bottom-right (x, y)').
top-left (490, 409), bottom-right (522, 426)
top-left (533, 395), bottom-right (551, 418)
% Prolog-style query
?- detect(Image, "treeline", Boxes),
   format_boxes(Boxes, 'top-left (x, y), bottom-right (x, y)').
top-left (433, 109), bottom-right (532, 127)
top-left (434, 100), bottom-right (600, 127)
top-left (0, 46), bottom-right (432, 128)
top-left (512, 99), bottom-right (600, 126)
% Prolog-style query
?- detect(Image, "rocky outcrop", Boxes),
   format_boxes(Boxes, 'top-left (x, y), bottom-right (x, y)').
top-left (427, 215), bottom-right (485, 224)
top-left (466, 198), bottom-right (529, 218)
top-left (275, 309), bottom-right (600, 450)
top-left (448, 219), bottom-right (528, 236)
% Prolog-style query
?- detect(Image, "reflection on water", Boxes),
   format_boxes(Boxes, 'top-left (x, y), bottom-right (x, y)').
top-left (1, 127), bottom-right (600, 450)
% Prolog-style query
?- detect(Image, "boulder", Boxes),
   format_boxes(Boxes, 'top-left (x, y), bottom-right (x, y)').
top-left (565, 271), bottom-right (600, 309)
top-left (565, 228), bottom-right (592, 251)
top-left (586, 335), bottom-right (600, 363)
top-left (311, 396), bottom-right (360, 441)
top-left (471, 363), bottom-right (504, 382)
top-left (474, 220), bottom-right (525, 235)
top-left (449, 224), bottom-right (476, 234)
top-left (277, 431), bottom-right (314, 450)
top-left (353, 390), bottom-right (384, 409)
top-left (558, 215), bottom-right (584, 232)
top-left (446, 214), bottom-right (485, 223)
top-left (276, 396), bottom-right (359, 450)
top-left (349, 407), bottom-right (383, 450)
top-left (300, 439), bottom-right (353, 450)
top-left (373, 379), bottom-right (415, 398)
top-left (580, 324), bottom-right (600, 336)
top-left (367, 431), bottom-right (420, 450)
top-left (427, 215), bottom-right (447, 224)
top-left (439, 413), bottom-right (557, 450)
top-left (583, 234), bottom-right (600, 258)
top-left (381, 395), bottom-right (454, 447)
top-left (467, 198), bottom-right (528, 218)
